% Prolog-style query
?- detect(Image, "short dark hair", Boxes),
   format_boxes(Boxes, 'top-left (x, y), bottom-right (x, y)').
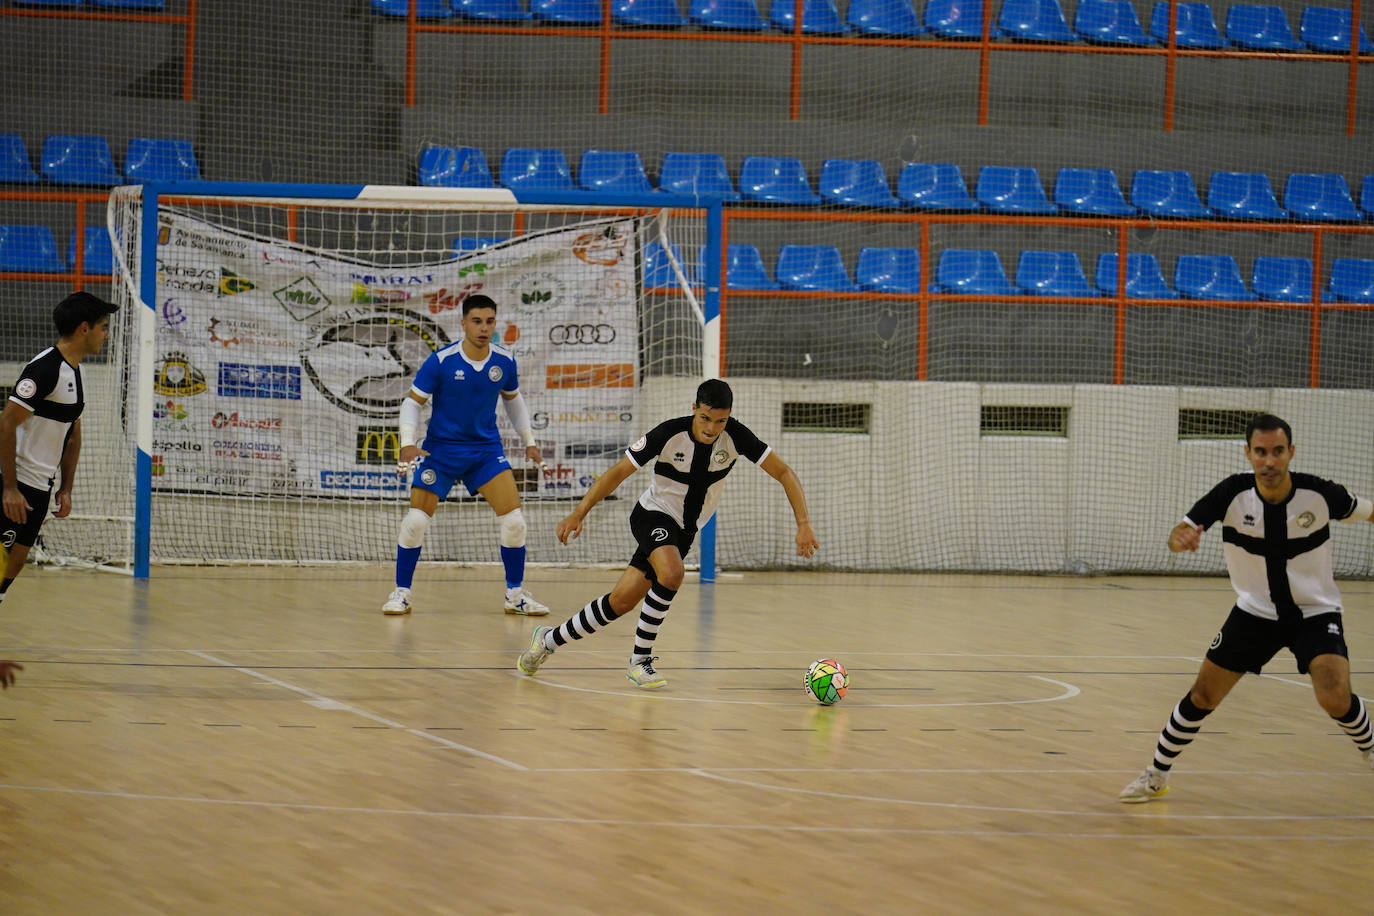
top-left (462, 294), bottom-right (498, 317)
top-left (1246, 413), bottom-right (1292, 447)
top-left (694, 378), bottom-right (733, 411)
top-left (54, 291), bottom-right (118, 338)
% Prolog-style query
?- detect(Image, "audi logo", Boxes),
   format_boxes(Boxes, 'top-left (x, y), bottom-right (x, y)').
top-left (548, 323), bottom-right (616, 345)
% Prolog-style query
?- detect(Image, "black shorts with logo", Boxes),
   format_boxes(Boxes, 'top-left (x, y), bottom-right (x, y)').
top-left (1, 481), bottom-right (52, 550)
top-left (627, 503), bottom-right (695, 584)
top-left (1205, 605), bottom-right (1349, 675)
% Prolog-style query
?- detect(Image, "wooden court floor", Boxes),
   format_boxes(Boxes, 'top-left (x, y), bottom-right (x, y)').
top-left (0, 566), bottom-right (1370, 915)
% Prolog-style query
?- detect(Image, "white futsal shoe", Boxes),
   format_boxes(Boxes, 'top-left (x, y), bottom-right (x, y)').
top-left (504, 588), bottom-right (549, 616)
top-left (517, 625), bottom-right (555, 676)
top-left (1118, 767), bottom-right (1169, 803)
top-left (381, 587), bottom-right (412, 616)
top-left (626, 656), bottom-right (668, 690)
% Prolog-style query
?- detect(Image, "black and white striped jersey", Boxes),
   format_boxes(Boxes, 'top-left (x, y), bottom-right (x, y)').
top-left (8, 347), bottom-right (84, 490)
top-left (1184, 472), bottom-right (1374, 620)
top-left (625, 416), bottom-right (772, 534)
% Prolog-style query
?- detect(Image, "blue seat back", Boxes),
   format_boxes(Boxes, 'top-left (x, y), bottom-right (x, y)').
top-left (0, 133), bottom-right (41, 184)
top-left (453, 236), bottom-right (508, 254)
top-left (846, 0), bottom-right (923, 34)
top-left (644, 241), bottom-right (698, 288)
top-left (1300, 6), bottom-right (1374, 52)
top-left (371, 0), bottom-right (452, 16)
top-left (1149, 1), bottom-right (1226, 47)
top-left (1075, 0), bottom-right (1155, 43)
top-left (613, 0), bottom-right (685, 24)
top-left (818, 159), bottom-right (899, 207)
top-left (976, 166), bottom-right (1058, 213)
top-left (579, 150), bottom-right (653, 193)
top-left (1054, 167), bottom-right (1135, 215)
top-left (924, 0), bottom-right (1003, 36)
top-left (738, 156), bottom-right (820, 203)
top-left (500, 148), bottom-right (575, 190)
top-left (689, 0), bottom-right (767, 28)
top-left (856, 247), bottom-right (922, 293)
top-left (1330, 258), bottom-right (1374, 302)
top-left (1016, 250), bottom-right (1097, 296)
top-left (70, 226), bottom-right (114, 275)
top-left (90, 0), bottom-right (165, 7)
top-left (999, 0), bottom-right (1076, 42)
top-left (125, 137), bottom-right (201, 182)
top-left (658, 153), bottom-right (740, 199)
top-left (41, 135), bottom-right (122, 186)
top-left (530, 0), bottom-right (602, 21)
top-left (936, 249), bottom-right (1019, 294)
top-left (1284, 173), bottom-right (1362, 221)
top-left (1206, 172), bottom-right (1287, 220)
top-left (420, 146), bottom-right (495, 188)
top-left (771, 0), bottom-right (848, 32)
top-left (0, 225), bottom-right (65, 272)
top-left (897, 162), bottom-right (978, 209)
top-left (702, 244), bottom-right (779, 290)
top-left (1130, 170), bottom-right (1212, 218)
top-left (1174, 254), bottom-right (1257, 300)
top-left (1225, 4), bottom-right (1303, 48)
top-left (454, 0), bottom-right (532, 19)
top-left (1361, 175), bottom-right (1374, 217)
top-left (1095, 252), bottom-right (1178, 298)
top-left (1252, 256), bottom-right (1318, 301)
top-left (775, 245), bottom-right (857, 290)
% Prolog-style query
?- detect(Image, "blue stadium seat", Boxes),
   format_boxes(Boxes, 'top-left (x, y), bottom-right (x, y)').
top-left (69, 227), bottom-right (114, 275)
top-left (579, 150), bottom-right (654, 194)
top-left (1284, 173), bottom-right (1362, 221)
top-left (1300, 6), bottom-right (1374, 52)
top-left (935, 249), bottom-right (1019, 294)
top-left (976, 166), bottom-right (1058, 213)
top-left (530, 0), bottom-right (601, 21)
top-left (896, 162), bottom-right (978, 210)
top-left (657, 152), bottom-right (741, 200)
top-left (1054, 168), bottom-right (1135, 215)
top-left (1361, 175), bottom-right (1374, 218)
top-left (818, 159), bottom-right (900, 207)
top-left (41, 135), bottom-right (121, 186)
top-left (1095, 252), bottom-right (1178, 297)
top-left (855, 247), bottom-right (922, 293)
top-left (1206, 172), bottom-right (1287, 220)
top-left (924, 0), bottom-right (1004, 37)
top-left (1016, 250), bottom-right (1098, 296)
top-left (1076, 0), bottom-right (1155, 43)
top-left (738, 156), bottom-right (821, 204)
top-left (613, 0), bottom-right (685, 24)
top-left (500, 148), bottom-right (575, 191)
top-left (1251, 256), bottom-right (1327, 301)
top-left (1329, 258), bottom-right (1374, 302)
top-left (89, 0), bottom-right (164, 7)
top-left (1225, 4), bottom-right (1303, 49)
top-left (419, 146), bottom-right (494, 188)
top-left (0, 134), bottom-right (41, 184)
top-left (0, 225), bottom-right (65, 273)
top-left (689, 0), bottom-right (767, 28)
top-left (371, 0), bottom-right (453, 16)
top-left (1149, 1), bottom-right (1227, 47)
top-left (1131, 170), bottom-right (1212, 218)
top-left (644, 241), bottom-right (698, 288)
top-left (771, 0), bottom-right (848, 32)
top-left (999, 0), bottom-right (1076, 42)
top-left (846, 0), bottom-right (924, 34)
top-left (124, 137), bottom-right (200, 182)
top-left (452, 236), bottom-right (508, 254)
top-left (699, 244), bottom-right (780, 290)
top-left (775, 245), bottom-right (858, 290)
top-left (454, 0), bottom-right (532, 19)
top-left (1174, 254), bottom-right (1257, 300)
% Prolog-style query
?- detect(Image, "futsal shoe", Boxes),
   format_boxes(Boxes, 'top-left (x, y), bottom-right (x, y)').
top-left (1364, 749), bottom-right (1374, 772)
top-left (382, 587), bottom-right (412, 616)
top-left (626, 656), bottom-right (667, 690)
top-left (517, 625), bottom-right (555, 675)
top-left (1118, 767), bottom-right (1169, 803)
top-left (504, 588), bottom-right (549, 616)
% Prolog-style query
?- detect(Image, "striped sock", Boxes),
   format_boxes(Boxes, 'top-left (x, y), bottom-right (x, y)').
top-left (1334, 695), bottom-right (1373, 754)
top-left (631, 585), bottom-right (678, 662)
top-left (1151, 693), bottom-right (1212, 773)
top-left (548, 594), bottom-right (617, 649)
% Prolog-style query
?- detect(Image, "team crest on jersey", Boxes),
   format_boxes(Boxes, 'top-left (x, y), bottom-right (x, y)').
top-left (632, 435), bottom-right (647, 451)
top-left (14, 378), bottom-right (36, 399)
top-left (488, 365), bottom-right (503, 383)
top-left (713, 449), bottom-right (729, 465)
top-left (1296, 510), bottom-right (1315, 528)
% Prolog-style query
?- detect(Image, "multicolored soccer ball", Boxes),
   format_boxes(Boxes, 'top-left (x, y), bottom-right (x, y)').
top-left (804, 658), bottom-right (848, 706)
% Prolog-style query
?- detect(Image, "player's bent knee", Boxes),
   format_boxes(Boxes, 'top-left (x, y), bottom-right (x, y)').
top-left (498, 508), bottom-right (526, 548)
top-left (398, 508), bottom-right (431, 549)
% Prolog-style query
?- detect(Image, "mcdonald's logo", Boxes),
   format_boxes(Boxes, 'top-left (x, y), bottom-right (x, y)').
top-left (356, 427), bottom-right (401, 464)
top-left (544, 363), bottom-right (635, 389)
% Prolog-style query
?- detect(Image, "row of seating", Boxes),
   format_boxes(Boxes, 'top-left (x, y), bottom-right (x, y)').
top-left (0, 134), bottom-right (201, 186)
top-left (421, 147), bottom-right (1374, 221)
top-left (0, 225), bottom-right (113, 274)
top-left (374, 0), bottom-right (1373, 52)
top-left (644, 241), bottom-right (1374, 301)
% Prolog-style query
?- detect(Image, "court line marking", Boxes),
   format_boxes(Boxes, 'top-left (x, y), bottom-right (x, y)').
top-left (184, 650), bottom-right (527, 772)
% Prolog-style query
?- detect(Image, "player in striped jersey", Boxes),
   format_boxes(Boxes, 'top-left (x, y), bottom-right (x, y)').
top-left (1120, 414), bottom-right (1374, 803)
top-left (516, 379), bottom-right (818, 688)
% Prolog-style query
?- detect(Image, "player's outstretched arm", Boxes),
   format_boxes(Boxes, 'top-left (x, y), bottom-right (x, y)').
top-left (556, 456), bottom-right (637, 544)
top-left (0, 661), bottom-right (21, 689)
top-left (760, 452), bottom-right (818, 559)
top-left (1168, 521), bottom-right (1203, 552)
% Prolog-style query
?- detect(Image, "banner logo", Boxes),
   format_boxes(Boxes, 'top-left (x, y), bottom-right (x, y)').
top-left (545, 364), bottom-right (635, 389)
top-left (153, 352), bottom-right (208, 396)
top-left (218, 268), bottom-right (255, 297)
top-left (572, 226), bottom-right (627, 266)
top-left (356, 428), bottom-right (401, 465)
top-left (548, 324), bottom-right (616, 346)
top-left (217, 364), bottom-right (302, 400)
top-left (299, 309), bottom-right (448, 418)
top-left (273, 277), bottom-right (331, 321)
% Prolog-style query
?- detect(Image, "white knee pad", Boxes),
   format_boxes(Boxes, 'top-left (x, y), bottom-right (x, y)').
top-left (498, 508), bottom-right (526, 549)
top-left (398, 508), bottom-right (431, 549)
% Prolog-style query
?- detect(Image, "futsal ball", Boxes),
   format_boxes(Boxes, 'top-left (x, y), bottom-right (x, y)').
top-left (804, 658), bottom-right (848, 706)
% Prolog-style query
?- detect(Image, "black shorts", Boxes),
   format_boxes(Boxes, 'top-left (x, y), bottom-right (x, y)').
top-left (1205, 605), bottom-right (1349, 675)
top-left (1, 482), bottom-right (52, 550)
top-left (627, 504), bottom-right (695, 584)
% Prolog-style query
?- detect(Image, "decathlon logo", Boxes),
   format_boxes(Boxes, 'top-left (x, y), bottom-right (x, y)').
top-left (651, 527), bottom-right (670, 543)
top-left (298, 309), bottom-right (449, 419)
top-left (548, 324), bottom-right (616, 346)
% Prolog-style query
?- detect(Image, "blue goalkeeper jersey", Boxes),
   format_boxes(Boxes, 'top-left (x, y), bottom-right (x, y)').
top-left (410, 341), bottom-right (519, 449)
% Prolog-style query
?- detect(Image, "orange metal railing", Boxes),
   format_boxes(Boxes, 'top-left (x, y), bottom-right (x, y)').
top-left (0, 190), bottom-right (115, 293)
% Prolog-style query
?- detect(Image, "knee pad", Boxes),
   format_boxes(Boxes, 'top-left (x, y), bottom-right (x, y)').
top-left (398, 508), bottom-right (431, 549)
top-left (498, 508), bottom-right (526, 549)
